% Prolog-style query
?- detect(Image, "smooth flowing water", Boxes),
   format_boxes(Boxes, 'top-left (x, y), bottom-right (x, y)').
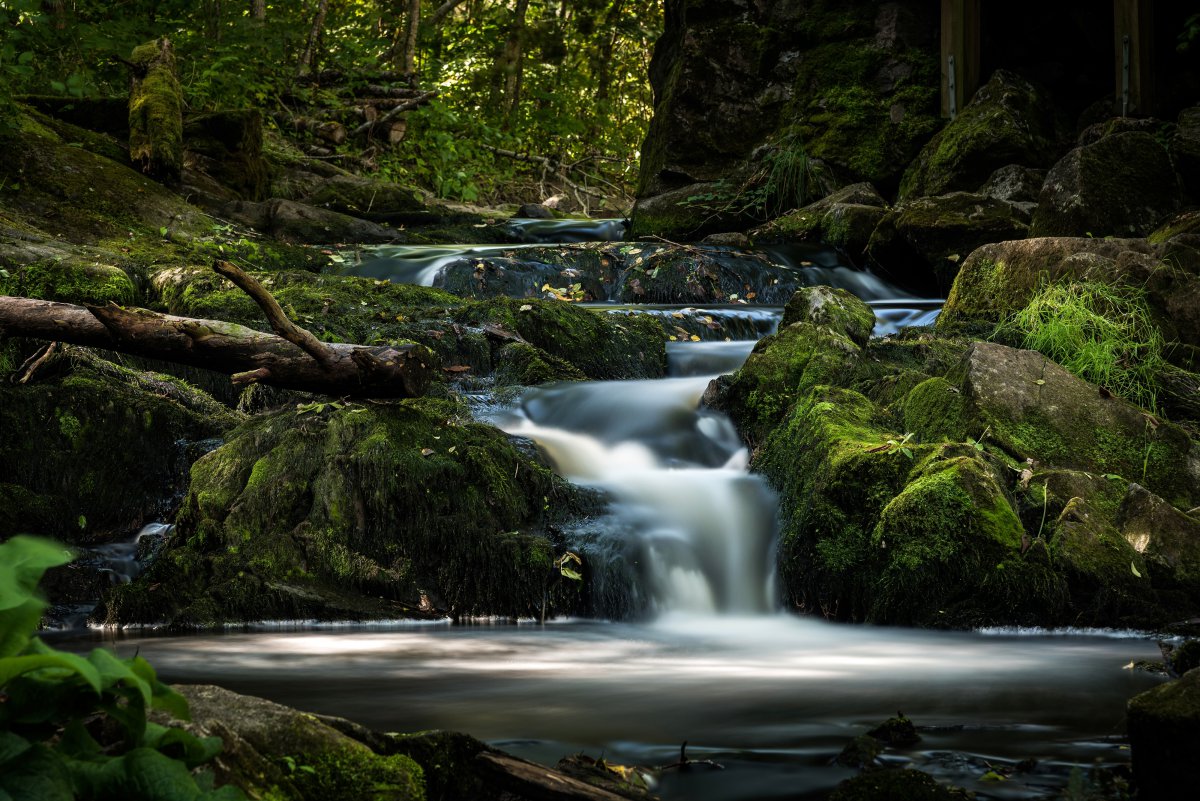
top-left (68, 232), bottom-right (1168, 800)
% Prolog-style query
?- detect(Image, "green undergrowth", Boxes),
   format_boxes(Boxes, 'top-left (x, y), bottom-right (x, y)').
top-left (0, 536), bottom-right (243, 800)
top-left (993, 281), bottom-right (1169, 412)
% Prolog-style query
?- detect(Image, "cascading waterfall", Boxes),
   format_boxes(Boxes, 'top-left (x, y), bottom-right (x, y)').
top-left (490, 345), bottom-right (778, 615)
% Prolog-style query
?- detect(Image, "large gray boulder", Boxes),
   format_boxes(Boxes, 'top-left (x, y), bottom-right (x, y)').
top-left (1030, 131), bottom-right (1182, 238)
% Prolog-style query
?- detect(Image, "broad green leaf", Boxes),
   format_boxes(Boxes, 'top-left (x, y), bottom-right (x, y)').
top-left (0, 743), bottom-right (74, 801)
top-left (1131, 561), bottom-right (1143, 578)
top-left (0, 731), bottom-right (32, 766)
top-left (87, 648), bottom-right (152, 707)
top-left (0, 650), bottom-right (102, 694)
top-left (560, 567), bottom-right (583, 581)
top-left (0, 536), bottom-right (74, 611)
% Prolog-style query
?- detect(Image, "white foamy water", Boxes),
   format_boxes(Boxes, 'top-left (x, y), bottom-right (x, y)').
top-left (491, 361), bottom-right (777, 616)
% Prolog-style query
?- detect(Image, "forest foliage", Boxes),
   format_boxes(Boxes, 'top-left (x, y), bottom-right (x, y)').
top-left (0, 0), bottom-right (661, 207)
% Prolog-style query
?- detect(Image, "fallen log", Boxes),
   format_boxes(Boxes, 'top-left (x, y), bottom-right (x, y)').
top-left (351, 90), bottom-right (437, 138)
top-left (128, 37), bottom-right (183, 183)
top-left (0, 263), bottom-right (436, 398)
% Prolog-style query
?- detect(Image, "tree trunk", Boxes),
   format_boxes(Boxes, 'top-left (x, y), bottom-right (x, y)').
top-left (497, 0), bottom-right (530, 123)
top-left (128, 38), bottom-right (183, 185)
top-left (402, 0), bottom-right (421, 77)
top-left (250, 0), bottom-right (266, 20)
top-left (594, 0), bottom-right (626, 103)
top-left (428, 0), bottom-right (468, 27)
top-left (297, 0), bottom-right (331, 77)
top-left (0, 264), bottom-right (437, 399)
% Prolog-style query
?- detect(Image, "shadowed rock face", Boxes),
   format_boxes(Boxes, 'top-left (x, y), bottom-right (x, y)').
top-left (632, 0), bottom-right (940, 239)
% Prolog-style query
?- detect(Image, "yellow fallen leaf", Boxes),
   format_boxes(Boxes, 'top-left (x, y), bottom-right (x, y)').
top-left (420, 448), bottom-right (435, 457)
top-left (689, 335), bottom-right (701, 342)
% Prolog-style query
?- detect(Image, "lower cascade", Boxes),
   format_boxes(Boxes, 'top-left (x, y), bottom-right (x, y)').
top-left (490, 339), bottom-right (777, 615)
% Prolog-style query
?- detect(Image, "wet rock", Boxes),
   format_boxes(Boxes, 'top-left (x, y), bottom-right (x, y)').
top-left (220, 197), bottom-right (403, 244)
top-left (752, 182), bottom-right (888, 262)
top-left (937, 237), bottom-right (1200, 368)
top-left (633, 0), bottom-right (940, 237)
top-left (1171, 106), bottom-right (1200, 200)
top-left (977, 164), bottom-right (1044, 213)
top-left (901, 69), bottom-right (1062, 199)
top-left (867, 714), bottom-right (921, 747)
top-left (514, 203), bottom-right (555, 219)
top-left (0, 346), bottom-right (238, 545)
top-left (835, 735), bottom-right (883, 769)
top-left (1127, 667), bottom-right (1200, 801)
top-left (1118, 485), bottom-right (1200, 598)
top-left (1030, 131), bottom-right (1182, 238)
top-left (101, 398), bottom-right (596, 626)
top-left (866, 192), bottom-right (1028, 295)
top-left (1051, 495), bottom-right (1154, 623)
top-left (829, 767), bottom-right (974, 800)
top-left (1169, 640), bottom-right (1200, 676)
top-left (701, 231), bottom-right (752, 247)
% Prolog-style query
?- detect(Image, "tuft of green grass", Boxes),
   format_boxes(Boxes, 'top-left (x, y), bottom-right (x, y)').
top-left (994, 281), bottom-right (1167, 413)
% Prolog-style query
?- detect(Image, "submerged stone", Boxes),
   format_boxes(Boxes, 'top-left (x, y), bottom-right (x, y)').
top-left (829, 767), bottom-right (974, 800)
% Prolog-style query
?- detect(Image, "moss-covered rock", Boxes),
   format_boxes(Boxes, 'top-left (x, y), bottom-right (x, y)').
top-left (101, 398), bottom-right (595, 626)
top-left (0, 347), bottom-right (237, 543)
top-left (0, 260), bottom-right (138, 306)
top-left (303, 175), bottom-right (427, 223)
top-left (866, 192), bottom-right (1029, 295)
top-left (751, 182), bottom-right (888, 262)
top-left (219, 198), bottom-right (403, 245)
top-left (633, 0), bottom-right (940, 236)
top-left (829, 768), bottom-right (973, 801)
top-left (128, 38), bottom-right (183, 184)
top-left (154, 684), bottom-right (424, 801)
top-left (1031, 131), bottom-right (1182, 238)
top-left (936, 237), bottom-right (1200, 369)
top-left (900, 70), bottom-right (1062, 199)
top-left (1127, 668), bottom-right (1200, 801)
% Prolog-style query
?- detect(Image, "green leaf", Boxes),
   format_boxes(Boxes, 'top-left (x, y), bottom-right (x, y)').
top-left (0, 649), bottom-right (103, 695)
top-left (1131, 561), bottom-right (1143, 578)
top-left (87, 647), bottom-right (152, 707)
top-left (0, 536), bottom-right (74, 612)
top-left (560, 567), bottom-right (583, 581)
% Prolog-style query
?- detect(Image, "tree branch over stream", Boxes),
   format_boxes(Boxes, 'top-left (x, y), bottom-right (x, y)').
top-left (0, 262), bottom-right (436, 398)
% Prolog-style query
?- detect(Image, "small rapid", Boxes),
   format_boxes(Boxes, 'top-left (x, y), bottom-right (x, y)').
top-left (490, 339), bottom-right (777, 615)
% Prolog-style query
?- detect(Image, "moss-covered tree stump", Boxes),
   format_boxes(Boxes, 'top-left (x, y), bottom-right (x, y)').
top-left (129, 37), bottom-right (183, 184)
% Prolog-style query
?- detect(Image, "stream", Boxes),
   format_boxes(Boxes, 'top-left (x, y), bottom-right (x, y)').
top-left (68, 219), bottom-right (1167, 800)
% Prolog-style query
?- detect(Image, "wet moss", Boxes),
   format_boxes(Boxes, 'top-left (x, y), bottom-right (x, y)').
top-left (104, 398), bottom-right (592, 626)
top-left (128, 39), bottom-right (183, 183)
top-left (494, 342), bottom-right (587, 386)
top-left (901, 377), bottom-right (973, 443)
top-left (290, 746), bottom-right (424, 801)
top-left (0, 260), bottom-right (138, 306)
top-left (0, 347), bottom-right (237, 543)
top-left (454, 297), bottom-right (666, 380)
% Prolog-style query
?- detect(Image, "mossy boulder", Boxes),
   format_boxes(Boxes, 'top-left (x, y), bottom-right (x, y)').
top-left (303, 175), bottom-right (427, 224)
top-left (900, 70), bottom-right (1061, 199)
top-left (937, 237), bottom-right (1200, 368)
top-left (705, 287), bottom-right (873, 445)
top-left (219, 198), bottom-right (403, 245)
top-left (0, 347), bottom-right (237, 543)
top-left (0, 108), bottom-right (208, 245)
top-left (101, 398), bottom-right (595, 626)
top-left (633, 0), bottom-right (940, 236)
top-left (0, 260), bottom-right (138, 306)
top-left (1127, 668), bottom-right (1200, 801)
top-left (154, 684), bottom-right (424, 801)
top-left (751, 182), bottom-right (888, 262)
top-left (866, 192), bottom-right (1029, 295)
top-left (1030, 131), bottom-right (1182, 238)
top-left (977, 164), bottom-right (1044, 214)
top-left (829, 768), bottom-right (973, 801)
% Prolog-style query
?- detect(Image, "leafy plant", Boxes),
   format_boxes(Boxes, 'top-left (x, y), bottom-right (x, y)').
top-left (866, 432), bottom-right (915, 459)
top-left (994, 281), bottom-right (1168, 413)
top-left (0, 535), bottom-right (243, 800)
